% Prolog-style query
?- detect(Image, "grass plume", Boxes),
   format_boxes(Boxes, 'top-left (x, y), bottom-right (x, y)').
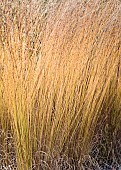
top-left (0, 0), bottom-right (121, 169)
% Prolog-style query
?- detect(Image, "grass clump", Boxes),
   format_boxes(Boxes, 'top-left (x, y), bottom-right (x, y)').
top-left (0, 0), bottom-right (121, 169)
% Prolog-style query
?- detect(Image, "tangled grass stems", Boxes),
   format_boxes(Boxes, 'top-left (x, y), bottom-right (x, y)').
top-left (0, 0), bottom-right (121, 169)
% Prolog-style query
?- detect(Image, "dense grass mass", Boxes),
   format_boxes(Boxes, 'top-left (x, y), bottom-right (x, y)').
top-left (0, 0), bottom-right (121, 169)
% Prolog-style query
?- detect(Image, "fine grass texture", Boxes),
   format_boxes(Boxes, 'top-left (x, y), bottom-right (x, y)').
top-left (0, 0), bottom-right (121, 169)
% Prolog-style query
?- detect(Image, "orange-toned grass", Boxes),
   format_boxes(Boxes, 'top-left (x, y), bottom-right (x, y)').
top-left (0, 0), bottom-right (121, 169)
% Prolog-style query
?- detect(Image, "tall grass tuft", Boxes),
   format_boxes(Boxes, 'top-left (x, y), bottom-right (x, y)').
top-left (0, 0), bottom-right (121, 169)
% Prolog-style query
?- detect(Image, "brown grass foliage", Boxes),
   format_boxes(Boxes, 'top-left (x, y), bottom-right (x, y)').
top-left (0, 0), bottom-right (121, 169)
